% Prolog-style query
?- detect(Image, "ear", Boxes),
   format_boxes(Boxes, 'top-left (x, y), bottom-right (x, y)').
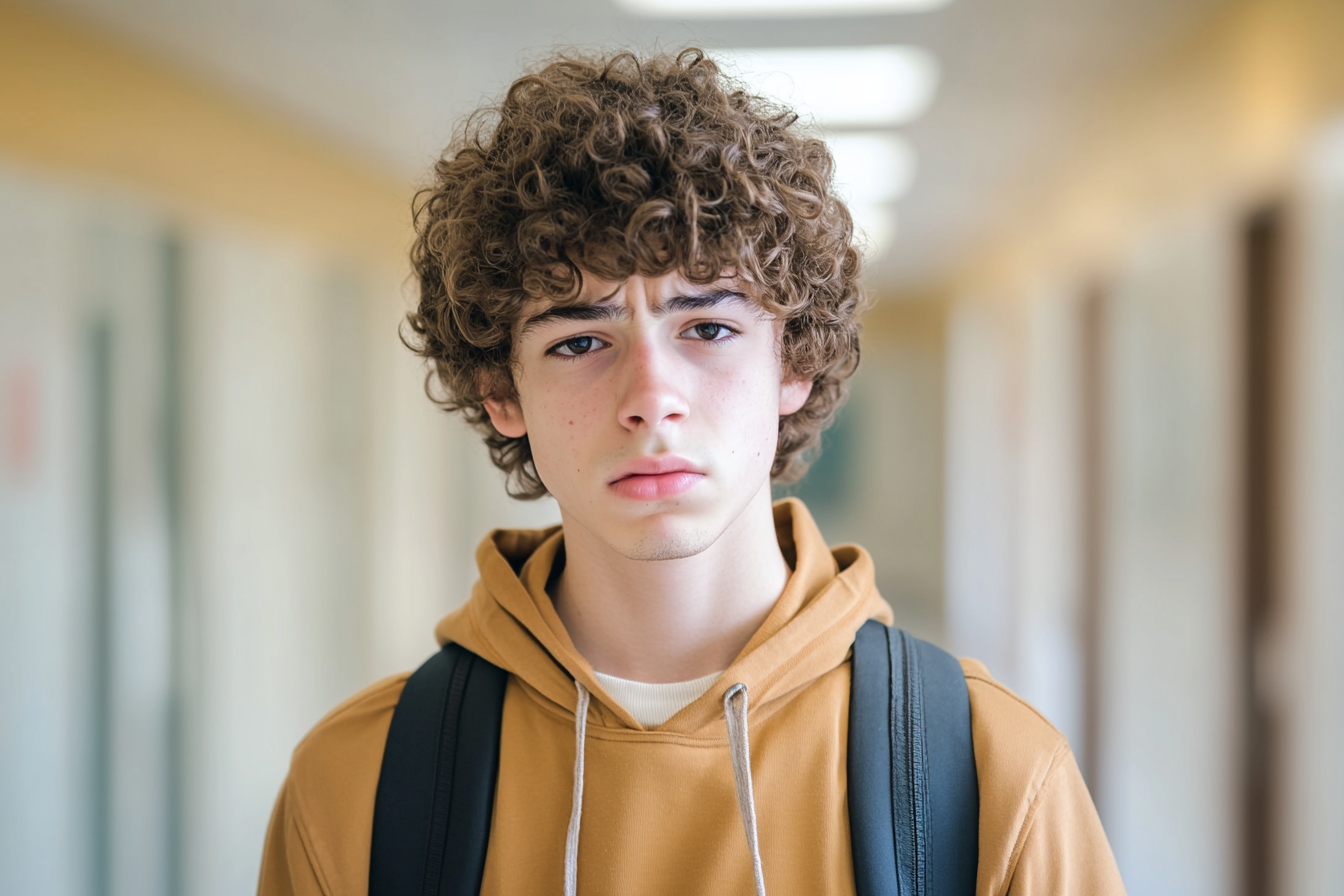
top-left (779, 378), bottom-right (813, 416)
top-left (483, 396), bottom-right (528, 438)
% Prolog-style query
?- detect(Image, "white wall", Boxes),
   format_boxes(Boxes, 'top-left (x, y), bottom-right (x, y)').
top-left (1098, 209), bottom-right (1241, 896)
top-left (1282, 119), bottom-right (1344, 896)
top-left (180, 227), bottom-right (363, 896)
top-left (945, 209), bottom-right (1245, 895)
top-left (0, 169), bottom-right (187, 896)
top-left (1015, 284), bottom-right (1087, 756)
top-left (0, 167), bottom-right (98, 896)
top-left (944, 284), bottom-right (1088, 750)
top-left (945, 295), bottom-right (1022, 684)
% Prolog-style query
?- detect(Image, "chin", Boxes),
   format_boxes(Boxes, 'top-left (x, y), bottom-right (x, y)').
top-left (613, 530), bottom-right (718, 562)
top-left (603, 513), bottom-right (721, 562)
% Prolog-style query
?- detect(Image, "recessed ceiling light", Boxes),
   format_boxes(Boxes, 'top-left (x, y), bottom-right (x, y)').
top-left (617, 0), bottom-right (952, 18)
top-left (717, 45), bottom-right (938, 127)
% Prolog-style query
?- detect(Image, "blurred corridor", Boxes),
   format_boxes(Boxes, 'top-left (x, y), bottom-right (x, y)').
top-left (1, 0), bottom-right (1342, 893)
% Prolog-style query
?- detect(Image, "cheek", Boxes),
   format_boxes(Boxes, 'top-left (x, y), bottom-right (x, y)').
top-left (524, 384), bottom-right (605, 472)
top-left (704, 369), bottom-right (785, 457)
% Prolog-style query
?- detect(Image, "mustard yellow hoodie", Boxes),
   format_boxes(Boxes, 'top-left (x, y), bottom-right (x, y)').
top-left (259, 500), bottom-right (1124, 895)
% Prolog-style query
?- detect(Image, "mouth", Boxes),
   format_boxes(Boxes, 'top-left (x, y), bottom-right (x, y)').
top-left (608, 456), bottom-right (706, 501)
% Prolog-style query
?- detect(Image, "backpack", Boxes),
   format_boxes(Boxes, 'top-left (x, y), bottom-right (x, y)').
top-left (369, 620), bottom-right (978, 896)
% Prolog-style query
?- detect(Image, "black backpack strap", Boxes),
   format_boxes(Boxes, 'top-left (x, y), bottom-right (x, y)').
top-left (370, 642), bottom-right (508, 896)
top-left (912, 628), bottom-right (980, 895)
top-left (849, 620), bottom-right (979, 896)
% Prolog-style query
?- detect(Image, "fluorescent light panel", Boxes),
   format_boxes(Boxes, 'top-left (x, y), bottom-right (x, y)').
top-left (617, 0), bottom-right (952, 18)
top-left (848, 203), bottom-right (898, 257)
top-left (718, 45), bottom-right (938, 127)
top-left (829, 133), bottom-right (913, 258)
top-left (829, 133), bottom-right (916, 204)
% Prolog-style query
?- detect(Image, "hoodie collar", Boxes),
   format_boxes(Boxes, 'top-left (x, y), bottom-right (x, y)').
top-left (435, 498), bottom-right (892, 734)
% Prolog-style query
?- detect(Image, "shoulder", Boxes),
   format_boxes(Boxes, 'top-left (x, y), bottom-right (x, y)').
top-left (281, 674), bottom-right (410, 892)
top-left (960, 657), bottom-right (1071, 853)
top-left (959, 657), bottom-right (1069, 788)
top-left (290, 672), bottom-right (409, 787)
top-left (959, 659), bottom-right (1124, 896)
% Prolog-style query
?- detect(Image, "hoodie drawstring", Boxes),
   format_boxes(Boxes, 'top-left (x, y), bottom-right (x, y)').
top-left (565, 681), bottom-right (590, 896)
top-left (724, 683), bottom-right (768, 896)
top-left (565, 680), bottom-right (766, 896)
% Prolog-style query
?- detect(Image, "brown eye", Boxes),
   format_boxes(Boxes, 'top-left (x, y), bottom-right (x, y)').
top-left (692, 323), bottom-right (723, 340)
top-left (556, 336), bottom-right (595, 355)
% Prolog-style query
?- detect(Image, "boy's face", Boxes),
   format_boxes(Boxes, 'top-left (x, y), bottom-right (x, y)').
top-left (484, 270), bottom-right (811, 562)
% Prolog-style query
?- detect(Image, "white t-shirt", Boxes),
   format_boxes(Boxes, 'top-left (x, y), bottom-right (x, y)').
top-left (592, 669), bottom-right (722, 727)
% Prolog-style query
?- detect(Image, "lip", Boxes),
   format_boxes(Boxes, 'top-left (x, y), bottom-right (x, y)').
top-left (608, 456), bottom-right (705, 500)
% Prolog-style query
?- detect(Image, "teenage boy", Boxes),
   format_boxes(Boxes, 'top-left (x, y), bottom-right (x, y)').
top-left (259, 49), bottom-right (1124, 895)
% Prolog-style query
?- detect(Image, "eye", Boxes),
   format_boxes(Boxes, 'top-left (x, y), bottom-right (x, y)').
top-left (685, 322), bottom-right (736, 342)
top-left (548, 335), bottom-right (603, 357)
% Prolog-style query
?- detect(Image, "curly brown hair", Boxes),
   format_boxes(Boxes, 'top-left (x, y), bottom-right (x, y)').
top-left (406, 47), bottom-right (865, 499)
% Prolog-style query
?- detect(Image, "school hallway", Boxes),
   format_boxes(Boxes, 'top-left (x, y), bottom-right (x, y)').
top-left (2, 0), bottom-right (1343, 893)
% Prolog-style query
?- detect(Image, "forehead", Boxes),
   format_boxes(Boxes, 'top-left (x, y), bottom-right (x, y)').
top-left (574, 268), bottom-right (738, 299)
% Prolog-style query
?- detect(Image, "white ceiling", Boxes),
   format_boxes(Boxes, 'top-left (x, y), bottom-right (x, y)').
top-left (37, 0), bottom-right (1228, 290)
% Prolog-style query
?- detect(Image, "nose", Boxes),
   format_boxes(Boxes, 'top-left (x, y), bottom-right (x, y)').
top-left (616, 337), bottom-right (689, 431)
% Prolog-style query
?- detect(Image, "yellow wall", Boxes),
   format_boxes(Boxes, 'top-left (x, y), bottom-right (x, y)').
top-left (861, 290), bottom-right (945, 348)
top-left (0, 1), bottom-right (411, 265)
top-left (952, 0), bottom-right (1344, 297)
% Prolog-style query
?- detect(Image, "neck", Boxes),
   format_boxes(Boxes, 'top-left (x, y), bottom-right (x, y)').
top-left (551, 485), bottom-right (791, 683)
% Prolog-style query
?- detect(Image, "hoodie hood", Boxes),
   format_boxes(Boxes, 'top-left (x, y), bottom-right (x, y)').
top-left (435, 497), bottom-right (892, 735)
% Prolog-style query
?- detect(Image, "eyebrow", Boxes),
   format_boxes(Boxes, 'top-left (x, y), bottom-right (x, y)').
top-left (518, 289), bottom-right (751, 339)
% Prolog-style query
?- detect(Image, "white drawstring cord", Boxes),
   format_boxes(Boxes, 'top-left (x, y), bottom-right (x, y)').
top-left (564, 681), bottom-right (590, 896)
top-left (724, 683), bottom-right (768, 896)
top-left (566, 680), bottom-right (767, 896)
